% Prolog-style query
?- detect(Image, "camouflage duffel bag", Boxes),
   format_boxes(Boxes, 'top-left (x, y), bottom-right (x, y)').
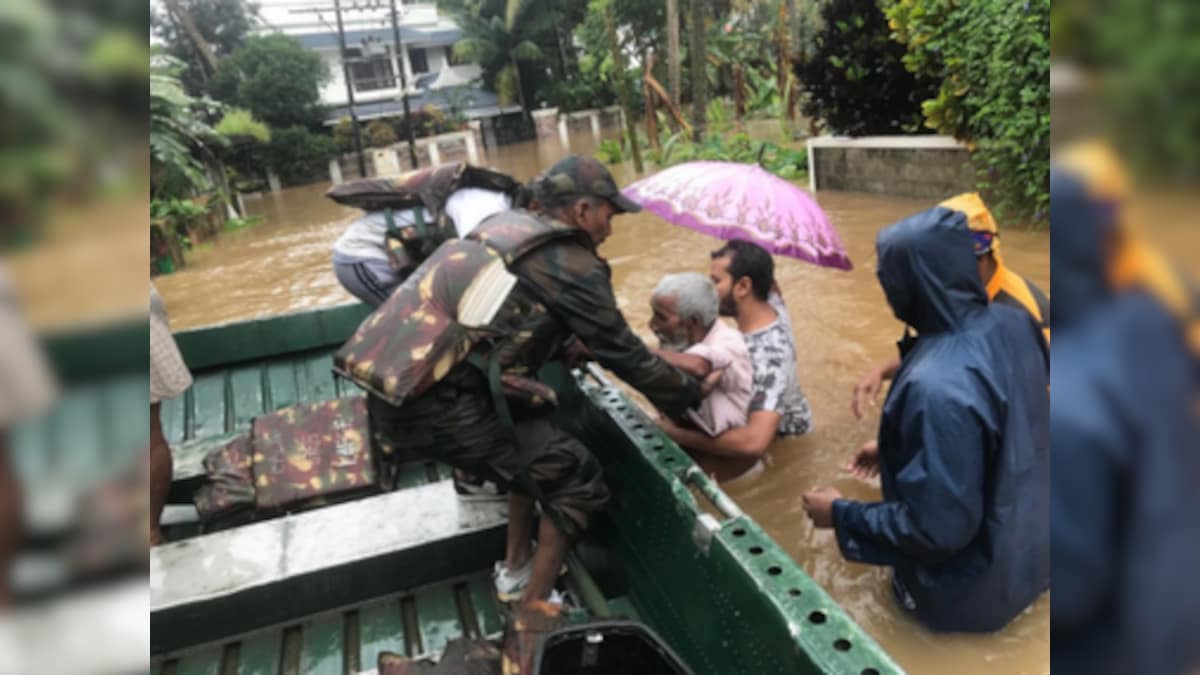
top-left (193, 397), bottom-right (381, 525)
top-left (194, 434), bottom-right (255, 523)
top-left (251, 396), bottom-right (378, 513)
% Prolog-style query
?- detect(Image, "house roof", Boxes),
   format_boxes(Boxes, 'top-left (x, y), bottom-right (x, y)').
top-left (322, 86), bottom-right (522, 124)
top-left (295, 25), bottom-right (461, 49)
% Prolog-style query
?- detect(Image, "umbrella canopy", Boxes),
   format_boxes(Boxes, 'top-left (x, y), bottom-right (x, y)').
top-left (622, 161), bottom-right (852, 270)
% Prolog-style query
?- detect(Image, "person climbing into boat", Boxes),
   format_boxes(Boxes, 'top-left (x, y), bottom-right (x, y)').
top-left (0, 268), bottom-right (57, 605)
top-left (150, 283), bottom-right (193, 547)
top-left (329, 163), bottom-right (532, 502)
top-left (329, 163), bottom-right (528, 307)
top-left (850, 192), bottom-right (1049, 423)
top-left (340, 156), bottom-right (700, 670)
top-left (801, 204), bottom-right (1050, 633)
top-left (648, 272), bottom-right (754, 469)
top-left (656, 239), bottom-right (812, 482)
top-left (1048, 144), bottom-right (1200, 675)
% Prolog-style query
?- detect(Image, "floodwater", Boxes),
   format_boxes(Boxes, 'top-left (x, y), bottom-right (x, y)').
top-left (155, 126), bottom-right (1050, 675)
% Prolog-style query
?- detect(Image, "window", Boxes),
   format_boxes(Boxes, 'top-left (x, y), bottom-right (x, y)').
top-left (408, 47), bottom-right (429, 74)
top-left (344, 47), bottom-right (396, 93)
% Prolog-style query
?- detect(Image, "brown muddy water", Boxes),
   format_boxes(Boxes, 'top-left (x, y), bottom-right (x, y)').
top-left (155, 127), bottom-right (1050, 675)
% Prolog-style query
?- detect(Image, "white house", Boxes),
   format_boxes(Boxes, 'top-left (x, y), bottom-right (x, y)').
top-left (253, 1), bottom-right (521, 125)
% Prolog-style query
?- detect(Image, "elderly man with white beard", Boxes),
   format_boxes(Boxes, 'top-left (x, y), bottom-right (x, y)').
top-left (648, 272), bottom-right (754, 477)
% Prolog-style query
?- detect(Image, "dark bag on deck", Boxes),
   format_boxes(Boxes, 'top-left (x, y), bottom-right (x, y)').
top-left (324, 162), bottom-right (529, 276)
top-left (193, 434), bottom-right (255, 523)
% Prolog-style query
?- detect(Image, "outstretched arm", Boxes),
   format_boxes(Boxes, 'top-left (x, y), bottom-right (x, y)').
top-left (653, 349), bottom-right (713, 378)
top-left (659, 410), bottom-right (780, 459)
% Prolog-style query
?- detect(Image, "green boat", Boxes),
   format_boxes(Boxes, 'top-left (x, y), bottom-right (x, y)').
top-left (85, 302), bottom-right (897, 674)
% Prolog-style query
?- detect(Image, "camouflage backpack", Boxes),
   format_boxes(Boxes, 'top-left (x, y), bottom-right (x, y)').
top-left (325, 162), bottom-right (529, 277)
top-left (333, 210), bottom-right (577, 408)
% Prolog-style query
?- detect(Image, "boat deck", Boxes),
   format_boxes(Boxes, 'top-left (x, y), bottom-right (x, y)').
top-left (152, 569), bottom-right (506, 675)
top-left (152, 541), bottom-right (643, 675)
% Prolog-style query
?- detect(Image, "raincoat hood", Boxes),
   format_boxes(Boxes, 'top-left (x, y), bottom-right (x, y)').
top-left (1049, 168), bottom-right (1115, 328)
top-left (876, 206), bottom-right (987, 334)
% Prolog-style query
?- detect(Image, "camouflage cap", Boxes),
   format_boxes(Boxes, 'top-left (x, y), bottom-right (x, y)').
top-left (529, 155), bottom-right (643, 214)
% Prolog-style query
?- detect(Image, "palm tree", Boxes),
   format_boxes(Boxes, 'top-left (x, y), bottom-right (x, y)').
top-left (450, 0), bottom-right (547, 114)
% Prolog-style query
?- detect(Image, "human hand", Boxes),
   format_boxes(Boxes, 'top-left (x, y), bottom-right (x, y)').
top-left (851, 367), bottom-right (886, 420)
top-left (563, 339), bottom-right (594, 369)
top-left (700, 368), bottom-right (724, 397)
top-left (655, 414), bottom-right (685, 443)
top-left (802, 487), bottom-right (843, 529)
top-left (846, 440), bottom-right (880, 480)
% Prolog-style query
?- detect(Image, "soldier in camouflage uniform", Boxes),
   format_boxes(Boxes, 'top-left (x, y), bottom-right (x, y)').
top-left (364, 156), bottom-right (700, 614)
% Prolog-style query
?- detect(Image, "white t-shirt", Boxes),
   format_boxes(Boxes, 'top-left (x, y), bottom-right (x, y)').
top-left (332, 188), bottom-right (513, 262)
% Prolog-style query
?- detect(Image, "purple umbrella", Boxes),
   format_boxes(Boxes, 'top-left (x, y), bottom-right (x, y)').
top-left (622, 161), bottom-right (852, 270)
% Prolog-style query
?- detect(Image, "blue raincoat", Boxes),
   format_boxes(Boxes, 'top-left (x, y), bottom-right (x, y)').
top-left (1049, 170), bottom-right (1200, 675)
top-left (832, 206), bottom-right (1050, 633)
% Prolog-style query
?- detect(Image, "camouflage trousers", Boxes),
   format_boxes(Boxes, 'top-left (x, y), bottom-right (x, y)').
top-left (367, 366), bottom-right (609, 535)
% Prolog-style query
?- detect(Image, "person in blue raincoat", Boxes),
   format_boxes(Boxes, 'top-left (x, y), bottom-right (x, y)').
top-left (1049, 144), bottom-right (1200, 675)
top-left (801, 204), bottom-right (1050, 633)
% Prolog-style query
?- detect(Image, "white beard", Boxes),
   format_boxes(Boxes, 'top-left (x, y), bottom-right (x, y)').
top-left (656, 334), bottom-right (691, 352)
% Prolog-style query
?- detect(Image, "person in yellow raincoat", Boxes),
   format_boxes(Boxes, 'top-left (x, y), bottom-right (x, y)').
top-left (943, 192), bottom-right (1051, 344)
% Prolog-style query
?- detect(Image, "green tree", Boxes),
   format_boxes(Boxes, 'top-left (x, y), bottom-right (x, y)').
top-left (449, 0), bottom-right (547, 111)
top-left (150, 0), bottom-right (259, 95)
top-left (1050, 0), bottom-right (1198, 184)
top-left (252, 126), bottom-right (339, 185)
top-left (560, 0), bottom-right (665, 113)
top-left (210, 34), bottom-right (329, 129)
top-left (883, 0), bottom-right (1050, 222)
top-left (796, 0), bottom-right (935, 136)
top-left (215, 108), bottom-right (270, 143)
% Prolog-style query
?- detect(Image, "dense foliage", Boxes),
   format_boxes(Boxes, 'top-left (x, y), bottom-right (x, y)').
top-left (796, 0), bottom-right (934, 136)
top-left (210, 34), bottom-right (329, 130)
top-left (150, 0), bottom-right (259, 95)
top-left (883, 0), bottom-right (1050, 223)
top-left (1050, 0), bottom-right (1199, 183)
top-left (150, 54), bottom-right (226, 199)
top-left (247, 126), bottom-right (338, 185)
top-left (333, 109), bottom-right (464, 153)
top-left (366, 119), bottom-right (398, 148)
top-left (595, 128), bottom-right (809, 181)
top-left (215, 108), bottom-right (270, 143)
top-left (445, 0), bottom-right (545, 109)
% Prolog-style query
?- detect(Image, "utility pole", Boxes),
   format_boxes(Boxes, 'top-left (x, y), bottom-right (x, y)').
top-left (389, 0), bottom-right (418, 168)
top-left (333, 0), bottom-right (368, 178)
